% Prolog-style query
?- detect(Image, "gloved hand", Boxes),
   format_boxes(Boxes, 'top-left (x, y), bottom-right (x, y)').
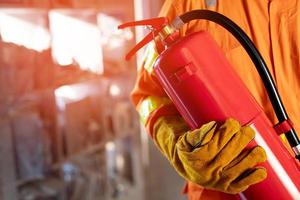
top-left (153, 116), bottom-right (267, 194)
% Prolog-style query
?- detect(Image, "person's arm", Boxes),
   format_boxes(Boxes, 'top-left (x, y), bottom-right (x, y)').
top-left (131, 0), bottom-right (180, 135)
top-left (131, 0), bottom-right (267, 194)
top-left (131, 0), bottom-right (210, 134)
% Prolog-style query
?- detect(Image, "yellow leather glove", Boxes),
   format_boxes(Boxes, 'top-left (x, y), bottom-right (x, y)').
top-left (153, 115), bottom-right (267, 194)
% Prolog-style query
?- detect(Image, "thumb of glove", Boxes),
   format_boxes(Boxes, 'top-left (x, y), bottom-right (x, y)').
top-left (177, 121), bottom-right (217, 152)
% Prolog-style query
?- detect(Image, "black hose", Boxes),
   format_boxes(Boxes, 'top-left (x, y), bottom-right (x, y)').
top-left (178, 10), bottom-right (300, 158)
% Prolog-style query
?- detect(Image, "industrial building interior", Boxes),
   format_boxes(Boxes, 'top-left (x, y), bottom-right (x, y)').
top-left (0, 0), bottom-right (186, 200)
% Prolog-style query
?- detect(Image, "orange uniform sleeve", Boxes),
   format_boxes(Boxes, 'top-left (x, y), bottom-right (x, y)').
top-left (131, 0), bottom-right (182, 108)
top-left (131, 0), bottom-right (210, 136)
top-left (131, 0), bottom-right (177, 136)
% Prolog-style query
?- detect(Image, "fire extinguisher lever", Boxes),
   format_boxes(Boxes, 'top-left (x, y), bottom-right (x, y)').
top-left (118, 17), bottom-right (169, 60)
top-left (118, 17), bottom-right (168, 29)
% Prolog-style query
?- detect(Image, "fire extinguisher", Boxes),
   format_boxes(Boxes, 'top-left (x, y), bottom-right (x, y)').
top-left (119, 10), bottom-right (300, 199)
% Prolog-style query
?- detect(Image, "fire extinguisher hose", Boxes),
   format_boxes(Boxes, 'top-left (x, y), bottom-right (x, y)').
top-left (172, 10), bottom-right (300, 160)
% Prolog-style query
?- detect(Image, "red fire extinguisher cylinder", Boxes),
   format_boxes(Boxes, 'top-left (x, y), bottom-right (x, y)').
top-left (154, 30), bottom-right (300, 200)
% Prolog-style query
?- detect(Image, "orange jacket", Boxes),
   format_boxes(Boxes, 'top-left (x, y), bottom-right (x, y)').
top-left (131, 0), bottom-right (300, 199)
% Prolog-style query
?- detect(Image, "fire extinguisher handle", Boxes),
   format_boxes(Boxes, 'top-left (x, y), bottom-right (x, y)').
top-left (118, 17), bottom-right (169, 60)
top-left (123, 32), bottom-right (154, 60)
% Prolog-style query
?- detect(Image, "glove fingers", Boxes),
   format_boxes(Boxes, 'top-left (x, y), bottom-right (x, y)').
top-left (214, 126), bottom-right (255, 167)
top-left (204, 118), bottom-right (241, 159)
top-left (223, 149), bottom-right (249, 170)
top-left (223, 146), bottom-right (267, 180)
top-left (229, 167), bottom-right (267, 193)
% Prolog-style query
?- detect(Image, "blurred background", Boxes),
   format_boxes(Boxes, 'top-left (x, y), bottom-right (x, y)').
top-left (0, 0), bottom-right (186, 200)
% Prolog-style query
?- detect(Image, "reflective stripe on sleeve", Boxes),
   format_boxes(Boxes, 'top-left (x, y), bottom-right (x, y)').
top-left (139, 96), bottom-right (172, 125)
top-left (143, 42), bottom-right (159, 74)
